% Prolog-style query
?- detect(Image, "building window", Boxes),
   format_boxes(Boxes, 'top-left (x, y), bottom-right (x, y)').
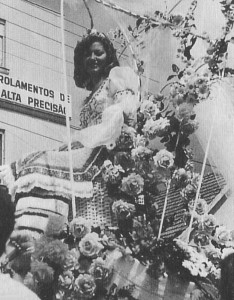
top-left (0, 130), bottom-right (5, 185)
top-left (0, 130), bottom-right (5, 165)
top-left (0, 19), bottom-right (8, 74)
top-left (0, 20), bottom-right (6, 67)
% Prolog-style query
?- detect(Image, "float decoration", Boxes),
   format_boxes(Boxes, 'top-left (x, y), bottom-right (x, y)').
top-left (2, 0), bottom-right (234, 299)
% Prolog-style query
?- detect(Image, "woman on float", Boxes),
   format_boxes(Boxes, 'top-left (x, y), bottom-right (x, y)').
top-left (0, 30), bottom-right (139, 237)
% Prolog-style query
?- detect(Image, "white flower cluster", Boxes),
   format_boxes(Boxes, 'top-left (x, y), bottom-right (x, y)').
top-left (112, 199), bottom-right (136, 216)
top-left (142, 117), bottom-right (170, 138)
top-left (102, 160), bottom-right (124, 184)
top-left (131, 145), bottom-right (152, 159)
top-left (176, 239), bottom-right (213, 277)
top-left (140, 100), bottom-right (160, 119)
top-left (153, 149), bottom-right (174, 169)
top-left (182, 258), bottom-right (213, 277)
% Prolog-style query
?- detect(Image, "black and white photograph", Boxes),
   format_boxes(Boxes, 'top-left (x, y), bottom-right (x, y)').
top-left (0, 0), bottom-right (234, 299)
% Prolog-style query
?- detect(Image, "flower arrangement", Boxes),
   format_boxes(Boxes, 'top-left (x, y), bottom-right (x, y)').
top-left (18, 217), bottom-right (115, 300)
top-left (105, 0), bottom-right (234, 297)
top-left (3, 1), bottom-right (234, 300)
top-left (170, 159), bottom-right (234, 298)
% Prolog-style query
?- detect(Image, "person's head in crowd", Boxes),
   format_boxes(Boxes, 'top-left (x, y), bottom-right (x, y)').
top-left (220, 252), bottom-right (234, 300)
top-left (0, 186), bottom-right (15, 256)
top-left (74, 30), bottom-right (119, 90)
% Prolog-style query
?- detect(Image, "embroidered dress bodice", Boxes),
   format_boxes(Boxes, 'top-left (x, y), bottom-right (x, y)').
top-left (79, 79), bottom-right (110, 129)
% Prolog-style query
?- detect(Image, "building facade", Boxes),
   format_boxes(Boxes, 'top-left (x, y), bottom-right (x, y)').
top-left (0, 0), bottom-right (88, 166)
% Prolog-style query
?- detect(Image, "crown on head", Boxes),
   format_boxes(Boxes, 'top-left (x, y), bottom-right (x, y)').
top-left (83, 28), bottom-right (107, 39)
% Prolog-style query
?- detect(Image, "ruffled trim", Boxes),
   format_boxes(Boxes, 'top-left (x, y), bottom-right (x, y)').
top-left (10, 173), bottom-right (93, 200)
top-left (16, 196), bottom-right (69, 217)
top-left (17, 147), bottom-right (101, 177)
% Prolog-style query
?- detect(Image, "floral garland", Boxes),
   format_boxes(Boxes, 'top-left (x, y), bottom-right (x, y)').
top-left (2, 1), bottom-right (234, 300)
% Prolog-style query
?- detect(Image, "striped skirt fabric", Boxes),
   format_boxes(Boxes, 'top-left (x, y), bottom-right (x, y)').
top-left (14, 179), bottom-right (114, 239)
top-left (14, 191), bottom-right (70, 239)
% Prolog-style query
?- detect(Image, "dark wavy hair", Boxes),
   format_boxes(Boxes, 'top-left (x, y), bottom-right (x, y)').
top-left (220, 253), bottom-right (234, 300)
top-left (74, 32), bottom-right (119, 90)
top-left (0, 185), bottom-right (15, 255)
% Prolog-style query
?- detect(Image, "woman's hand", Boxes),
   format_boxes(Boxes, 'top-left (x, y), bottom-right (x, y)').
top-left (59, 140), bottom-right (84, 151)
top-left (9, 230), bottom-right (35, 253)
top-left (58, 127), bottom-right (82, 151)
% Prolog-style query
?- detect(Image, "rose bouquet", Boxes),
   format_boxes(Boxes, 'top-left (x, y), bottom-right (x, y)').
top-left (21, 217), bottom-right (118, 300)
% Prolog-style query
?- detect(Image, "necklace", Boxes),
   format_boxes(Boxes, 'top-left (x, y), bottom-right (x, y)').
top-left (83, 78), bottom-right (108, 106)
top-left (91, 76), bottom-right (107, 93)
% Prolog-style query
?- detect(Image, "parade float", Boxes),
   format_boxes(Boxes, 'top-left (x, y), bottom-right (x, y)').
top-left (2, 0), bottom-right (234, 299)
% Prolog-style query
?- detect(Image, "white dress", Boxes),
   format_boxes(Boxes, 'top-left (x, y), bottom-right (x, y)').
top-left (8, 67), bottom-right (139, 237)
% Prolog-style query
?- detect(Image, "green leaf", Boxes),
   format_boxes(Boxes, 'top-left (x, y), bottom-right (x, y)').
top-left (136, 17), bottom-right (143, 28)
top-left (167, 74), bottom-right (176, 81)
top-left (128, 25), bottom-right (133, 32)
top-left (178, 70), bottom-right (184, 79)
top-left (172, 64), bottom-right (180, 73)
top-left (160, 136), bottom-right (170, 143)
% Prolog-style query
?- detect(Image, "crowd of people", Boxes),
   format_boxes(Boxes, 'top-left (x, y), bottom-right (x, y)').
top-left (0, 186), bottom-right (40, 299)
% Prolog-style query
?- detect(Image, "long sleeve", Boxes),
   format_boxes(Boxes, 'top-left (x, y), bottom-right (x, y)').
top-left (75, 103), bottom-right (124, 148)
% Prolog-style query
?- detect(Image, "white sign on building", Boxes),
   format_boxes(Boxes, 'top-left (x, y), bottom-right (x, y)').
top-left (0, 74), bottom-right (72, 117)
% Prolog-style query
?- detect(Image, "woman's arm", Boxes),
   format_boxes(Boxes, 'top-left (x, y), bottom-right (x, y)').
top-left (73, 103), bottom-right (124, 149)
top-left (66, 67), bottom-right (140, 149)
